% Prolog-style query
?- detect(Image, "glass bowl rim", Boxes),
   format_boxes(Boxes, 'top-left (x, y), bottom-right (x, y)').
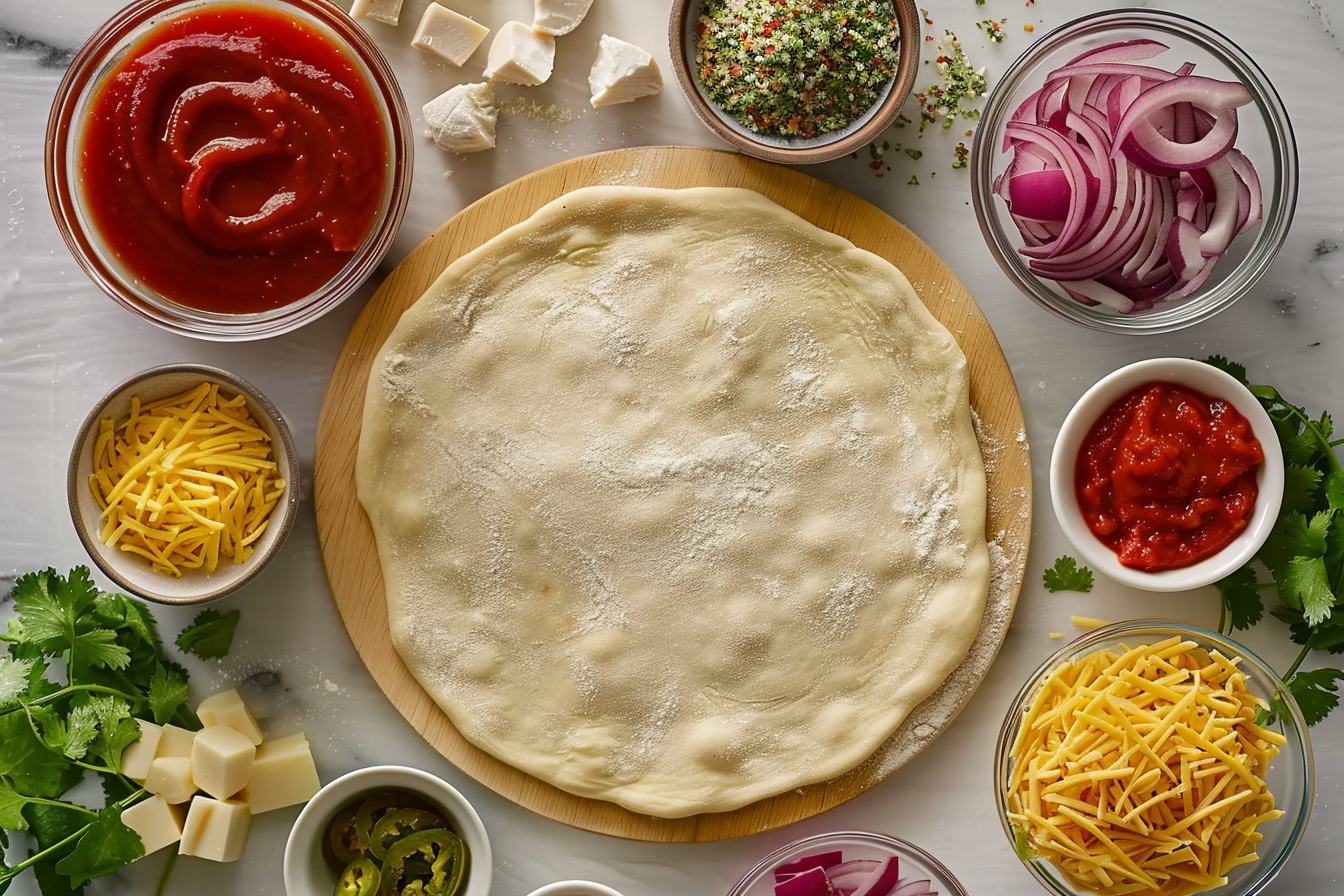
top-left (44, 0), bottom-right (413, 341)
top-left (725, 829), bottom-right (970, 896)
top-left (968, 7), bottom-right (1299, 334)
top-left (993, 619), bottom-right (1315, 896)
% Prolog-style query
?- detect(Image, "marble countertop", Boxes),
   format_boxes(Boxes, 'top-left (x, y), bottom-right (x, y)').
top-left (2, 0), bottom-right (1341, 894)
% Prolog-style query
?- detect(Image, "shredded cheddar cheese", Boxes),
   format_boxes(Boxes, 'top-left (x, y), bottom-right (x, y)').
top-left (89, 382), bottom-right (285, 576)
top-left (1006, 636), bottom-right (1285, 896)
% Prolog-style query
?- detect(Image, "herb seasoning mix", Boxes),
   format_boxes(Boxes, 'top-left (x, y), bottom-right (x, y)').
top-left (695, 0), bottom-right (901, 138)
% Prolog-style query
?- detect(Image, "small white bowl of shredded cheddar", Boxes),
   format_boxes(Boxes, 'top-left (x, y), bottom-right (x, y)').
top-left (995, 620), bottom-right (1312, 896)
top-left (67, 364), bottom-right (299, 605)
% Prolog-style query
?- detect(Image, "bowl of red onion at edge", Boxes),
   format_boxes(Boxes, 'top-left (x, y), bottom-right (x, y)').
top-left (725, 830), bottom-right (969, 896)
top-left (969, 9), bottom-right (1297, 333)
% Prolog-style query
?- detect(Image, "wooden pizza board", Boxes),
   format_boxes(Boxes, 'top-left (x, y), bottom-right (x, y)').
top-left (314, 146), bottom-right (1031, 842)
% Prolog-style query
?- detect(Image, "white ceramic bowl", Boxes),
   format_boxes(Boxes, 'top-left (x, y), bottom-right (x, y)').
top-left (67, 364), bottom-right (300, 605)
top-left (283, 765), bottom-right (492, 896)
top-left (526, 882), bottom-right (625, 896)
top-left (1050, 357), bottom-right (1283, 591)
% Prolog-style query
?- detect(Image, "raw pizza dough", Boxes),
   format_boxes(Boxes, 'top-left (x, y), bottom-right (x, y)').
top-left (357, 186), bottom-right (989, 818)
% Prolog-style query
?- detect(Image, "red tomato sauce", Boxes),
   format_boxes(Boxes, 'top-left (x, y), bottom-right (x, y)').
top-left (1075, 381), bottom-right (1264, 571)
top-left (80, 5), bottom-right (387, 314)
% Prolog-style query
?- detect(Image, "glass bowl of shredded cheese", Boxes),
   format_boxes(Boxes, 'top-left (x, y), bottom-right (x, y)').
top-left (995, 620), bottom-right (1312, 896)
top-left (67, 364), bottom-right (300, 605)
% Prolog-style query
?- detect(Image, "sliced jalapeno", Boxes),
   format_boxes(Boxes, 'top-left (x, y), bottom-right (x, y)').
top-left (324, 805), bottom-right (364, 873)
top-left (379, 829), bottom-right (467, 896)
top-left (369, 808), bottom-right (447, 861)
top-left (335, 855), bottom-right (381, 896)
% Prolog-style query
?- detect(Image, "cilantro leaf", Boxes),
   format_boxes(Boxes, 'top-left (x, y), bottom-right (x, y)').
top-left (0, 711), bottom-right (80, 800)
top-left (175, 608), bottom-right (241, 660)
top-left (1285, 667), bottom-right (1344, 726)
top-left (147, 664), bottom-right (191, 727)
top-left (53, 805), bottom-right (143, 888)
top-left (1202, 355), bottom-right (1247, 383)
top-left (0, 659), bottom-right (34, 711)
top-left (69, 629), bottom-right (130, 673)
top-left (1281, 557), bottom-right (1336, 626)
top-left (1281, 463), bottom-right (1322, 516)
top-left (1216, 566), bottom-right (1263, 630)
top-left (1043, 555), bottom-right (1094, 593)
top-left (0, 781), bottom-right (31, 832)
top-left (11, 569), bottom-right (100, 657)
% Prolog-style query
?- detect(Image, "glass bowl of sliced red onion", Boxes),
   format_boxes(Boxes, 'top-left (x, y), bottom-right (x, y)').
top-left (969, 9), bottom-right (1297, 333)
top-left (725, 831), bottom-right (968, 896)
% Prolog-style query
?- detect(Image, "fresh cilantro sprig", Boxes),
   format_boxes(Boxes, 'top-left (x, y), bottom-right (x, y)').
top-left (1205, 356), bottom-right (1344, 725)
top-left (0, 567), bottom-right (238, 894)
top-left (1043, 555), bottom-right (1094, 593)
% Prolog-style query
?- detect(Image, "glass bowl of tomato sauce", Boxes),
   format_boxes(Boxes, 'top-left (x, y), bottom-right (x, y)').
top-left (46, 0), bottom-right (413, 340)
top-left (1050, 357), bottom-right (1284, 592)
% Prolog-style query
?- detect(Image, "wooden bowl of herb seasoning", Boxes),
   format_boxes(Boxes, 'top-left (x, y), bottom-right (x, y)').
top-left (668, 0), bottom-right (919, 165)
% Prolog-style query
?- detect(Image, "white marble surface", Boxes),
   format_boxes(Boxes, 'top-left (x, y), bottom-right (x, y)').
top-left (2, 1), bottom-right (1342, 894)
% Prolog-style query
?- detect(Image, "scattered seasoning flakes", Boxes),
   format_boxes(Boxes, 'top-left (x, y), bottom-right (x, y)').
top-left (978, 18), bottom-right (1008, 43)
top-left (866, 139), bottom-right (894, 176)
top-left (952, 140), bottom-right (969, 168)
top-left (908, 173), bottom-right (919, 185)
top-left (499, 96), bottom-right (575, 124)
top-left (695, 0), bottom-right (901, 138)
top-left (904, 147), bottom-right (922, 160)
top-left (914, 29), bottom-right (988, 133)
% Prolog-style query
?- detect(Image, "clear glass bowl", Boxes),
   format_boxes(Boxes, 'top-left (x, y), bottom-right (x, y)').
top-left (45, 0), bottom-right (413, 341)
top-left (726, 831), bottom-right (969, 896)
top-left (969, 10), bottom-right (1297, 334)
top-left (994, 621), bottom-right (1314, 896)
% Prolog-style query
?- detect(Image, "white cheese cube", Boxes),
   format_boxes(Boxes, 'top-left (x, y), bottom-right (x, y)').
top-left (145, 756), bottom-right (196, 804)
top-left (179, 797), bottom-right (251, 863)
top-left (240, 732), bottom-right (321, 813)
top-left (533, 0), bottom-right (594, 36)
top-left (195, 689), bottom-right (263, 745)
top-left (483, 21), bottom-right (555, 86)
top-left (191, 725), bottom-right (256, 800)
top-left (121, 720), bottom-right (162, 782)
top-left (588, 35), bottom-right (663, 108)
top-left (413, 4), bottom-right (490, 67)
top-left (350, 0), bottom-right (403, 25)
top-left (122, 796), bottom-right (186, 856)
top-left (424, 82), bottom-right (498, 154)
top-left (155, 724), bottom-right (196, 759)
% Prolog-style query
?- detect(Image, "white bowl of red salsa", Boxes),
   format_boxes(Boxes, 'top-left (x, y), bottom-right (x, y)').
top-left (1050, 357), bottom-right (1283, 591)
top-left (46, 0), bottom-right (412, 340)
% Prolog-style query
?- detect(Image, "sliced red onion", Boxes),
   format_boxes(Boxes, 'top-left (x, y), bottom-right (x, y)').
top-left (1111, 76), bottom-right (1251, 170)
top-left (1064, 38), bottom-right (1169, 66)
top-left (994, 39), bottom-right (1263, 311)
top-left (1006, 168), bottom-right (1072, 221)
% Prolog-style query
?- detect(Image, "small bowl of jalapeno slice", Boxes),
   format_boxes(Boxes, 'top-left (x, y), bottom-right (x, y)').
top-left (283, 765), bottom-right (492, 896)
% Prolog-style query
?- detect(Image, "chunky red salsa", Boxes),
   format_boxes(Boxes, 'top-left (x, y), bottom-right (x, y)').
top-left (80, 5), bottom-right (387, 314)
top-left (1075, 381), bottom-right (1264, 571)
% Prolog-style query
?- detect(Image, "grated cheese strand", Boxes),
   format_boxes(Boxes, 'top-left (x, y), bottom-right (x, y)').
top-left (1007, 638), bottom-right (1284, 896)
top-left (89, 382), bottom-right (285, 576)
